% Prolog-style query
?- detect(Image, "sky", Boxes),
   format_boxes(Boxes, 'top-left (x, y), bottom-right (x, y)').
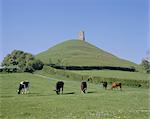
top-left (0, 0), bottom-right (149, 64)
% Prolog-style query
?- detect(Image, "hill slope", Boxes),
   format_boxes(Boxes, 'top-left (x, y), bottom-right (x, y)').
top-left (36, 40), bottom-right (137, 68)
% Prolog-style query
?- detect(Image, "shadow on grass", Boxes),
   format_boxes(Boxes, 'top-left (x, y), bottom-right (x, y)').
top-left (28, 93), bottom-right (50, 97)
top-left (63, 92), bottom-right (75, 95)
top-left (28, 92), bottom-right (40, 95)
top-left (87, 91), bottom-right (97, 94)
top-left (1, 95), bottom-right (14, 98)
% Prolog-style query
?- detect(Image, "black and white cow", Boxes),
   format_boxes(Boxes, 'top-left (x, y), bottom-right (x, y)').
top-left (18, 81), bottom-right (29, 94)
top-left (54, 81), bottom-right (64, 95)
top-left (81, 81), bottom-right (87, 93)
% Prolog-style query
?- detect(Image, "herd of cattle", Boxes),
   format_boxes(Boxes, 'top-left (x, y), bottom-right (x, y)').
top-left (17, 80), bottom-right (122, 95)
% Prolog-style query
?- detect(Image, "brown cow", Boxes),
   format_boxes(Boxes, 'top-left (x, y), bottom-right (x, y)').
top-left (81, 82), bottom-right (87, 93)
top-left (111, 82), bottom-right (122, 90)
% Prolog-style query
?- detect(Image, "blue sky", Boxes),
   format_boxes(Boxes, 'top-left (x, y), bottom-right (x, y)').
top-left (1, 0), bottom-right (149, 64)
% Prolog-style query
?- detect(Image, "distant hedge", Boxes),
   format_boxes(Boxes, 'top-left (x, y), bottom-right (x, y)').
top-left (48, 64), bottom-right (136, 72)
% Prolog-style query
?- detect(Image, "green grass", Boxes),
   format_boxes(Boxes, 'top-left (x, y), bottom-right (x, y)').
top-left (36, 66), bottom-right (150, 88)
top-left (70, 70), bottom-right (149, 80)
top-left (36, 40), bottom-right (138, 69)
top-left (1, 73), bottom-right (150, 119)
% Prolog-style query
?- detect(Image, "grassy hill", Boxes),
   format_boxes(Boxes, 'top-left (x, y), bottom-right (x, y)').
top-left (36, 40), bottom-right (138, 68)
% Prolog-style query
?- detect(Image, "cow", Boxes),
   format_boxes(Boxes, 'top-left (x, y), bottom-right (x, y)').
top-left (111, 82), bottom-right (122, 90)
top-left (100, 81), bottom-right (108, 90)
top-left (81, 81), bottom-right (87, 93)
top-left (55, 81), bottom-right (64, 95)
top-left (138, 84), bottom-right (142, 87)
top-left (18, 81), bottom-right (29, 94)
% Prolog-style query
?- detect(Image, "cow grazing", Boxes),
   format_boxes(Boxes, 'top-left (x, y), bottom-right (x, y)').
top-left (100, 81), bottom-right (108, 90)
top-left (55, 81), bottom-right (64, 95)
top-left (81, 82), bottom-right (87, 93)
top-left (138, 84), bottom-right (142, 87)
top-left (18, 81), bottom-right (29, 94)
top-left (111, 82), bottom-right (122, 90)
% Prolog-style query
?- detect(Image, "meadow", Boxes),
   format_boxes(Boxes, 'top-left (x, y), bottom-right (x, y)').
top-left (0, 73), bottom-right (150, 119)
top-left (35, 66), bottom-right (150, 88)
top-left (70, 70), bottom-right (149, 80)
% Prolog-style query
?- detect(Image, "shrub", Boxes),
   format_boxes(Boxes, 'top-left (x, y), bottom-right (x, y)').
top-left (1, 50), bottom-right (44, 73)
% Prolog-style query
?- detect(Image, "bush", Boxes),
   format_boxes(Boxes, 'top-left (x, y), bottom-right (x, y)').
top-left (1, 50), bottom-right (44, 73)
top-left (141, 59), bottom-right (150, 74)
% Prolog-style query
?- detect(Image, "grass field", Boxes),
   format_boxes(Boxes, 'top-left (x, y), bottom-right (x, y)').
top-left (69, 70), bottom-right (149, 80)
top-left (0, 73), bottom-right (150, 119)
top-left (35, 66), bottom-right (150, 88)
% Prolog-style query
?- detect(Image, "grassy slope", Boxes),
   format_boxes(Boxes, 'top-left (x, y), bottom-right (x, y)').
top-left (36, 40), bottom-right (138, 68)
top-left (1, 73), bottom-right (149, 119)
top-left (69, 70), bottom-right (149, 80)
top-left (35, 66), bottom-right (150, 88)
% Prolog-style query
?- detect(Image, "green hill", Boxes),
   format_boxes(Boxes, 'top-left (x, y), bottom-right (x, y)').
top-left (36, 39), bottom-right (138, 68)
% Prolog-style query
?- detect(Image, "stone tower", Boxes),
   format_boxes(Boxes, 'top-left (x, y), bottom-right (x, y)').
top-left (78, 31), bottom-right (85, 41)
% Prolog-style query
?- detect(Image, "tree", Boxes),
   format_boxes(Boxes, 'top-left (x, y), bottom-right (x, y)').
top-left (32, 59), bottom-right (44, 70)
top-left (141, 59), bottom-right (150, 73)
top-left (1, 50), bottom-right (44, 73)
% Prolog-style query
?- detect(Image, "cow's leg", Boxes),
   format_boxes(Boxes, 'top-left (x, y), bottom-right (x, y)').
top-left (55, 89), bottom-right (58, 94)
top-left (24, 88), bottom-right (27, 94)
top-left (22, 88), bottom-right (24, 94)
top-left (58, 89), bottom-right (60, 94)
top-left (21, 84), bottom-right (25, 94)
top-left (83, 88), bottom-right (86, 93)
top-left (22, 87), bottom-right (26, 94)
top-left (55, 89), bottom-right (59, 95)
top-left (56, 91), bottom-right (59, 95)
top-left (18, 84), bottom-right (22, 94)
top-left (18, 89), bottom-right (21, 94)
top-left (56, 89), bottom-right (60, 95)
top-left (61, 86), bottom-right (64, 94)
top-left (119, 84), bottom-right (122, 90)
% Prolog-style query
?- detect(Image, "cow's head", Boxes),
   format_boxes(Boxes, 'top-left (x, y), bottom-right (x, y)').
top-left (53, 89), bottom-right (59, 95)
